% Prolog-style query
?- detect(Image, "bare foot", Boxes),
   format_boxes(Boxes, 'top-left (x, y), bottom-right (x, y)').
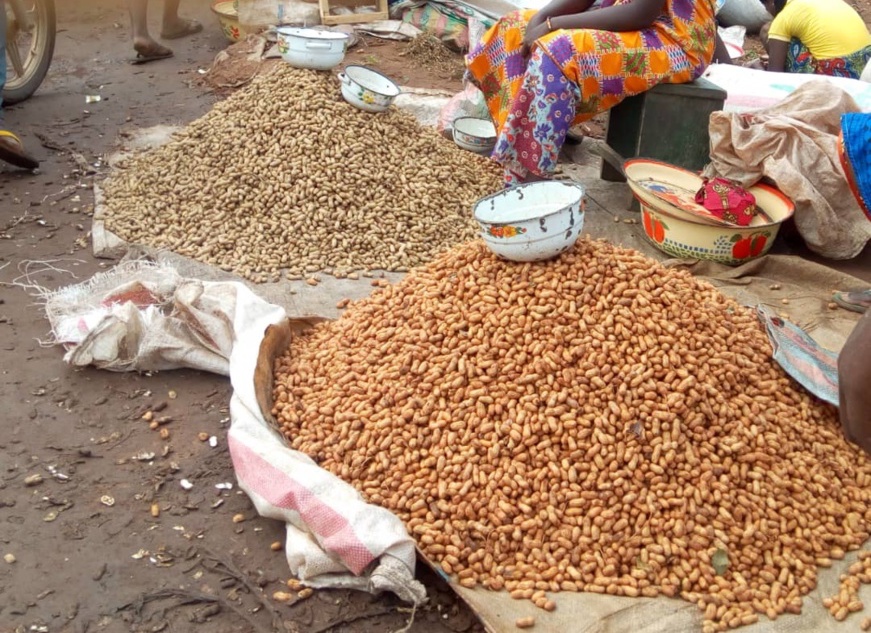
top-left (160, 18), bottom-right (203, 40)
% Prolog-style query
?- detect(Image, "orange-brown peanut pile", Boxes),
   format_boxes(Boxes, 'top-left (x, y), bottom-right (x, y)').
top-left (272, 239), bottom-right (871, 632)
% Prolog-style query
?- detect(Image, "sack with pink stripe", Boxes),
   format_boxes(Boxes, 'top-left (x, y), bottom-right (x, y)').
top-left (227, 296), bottom-right (427, 604)
top-left (43, 261), bottom-right (425, 603)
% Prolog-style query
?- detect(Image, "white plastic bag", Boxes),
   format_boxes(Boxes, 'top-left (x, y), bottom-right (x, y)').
top-left (436, 83), bottom-right (490, 138)
top-left (718, 25), bottom-right (746, 59)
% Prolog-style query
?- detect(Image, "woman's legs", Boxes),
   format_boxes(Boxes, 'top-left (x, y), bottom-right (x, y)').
top-left (493, 48), bottom-right (578, 185)
top-left (128, 0), bottom-right (173, 59)
top-left (466, 10), bottom-right (540, 132)
top-left (160, 0), bottom-right (203, 40)
top-left (128, 0), bottom-right (200, 60)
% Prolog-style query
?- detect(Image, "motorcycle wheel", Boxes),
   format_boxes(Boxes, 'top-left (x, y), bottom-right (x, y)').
top-left (3, 0), bottom-right (56, 105)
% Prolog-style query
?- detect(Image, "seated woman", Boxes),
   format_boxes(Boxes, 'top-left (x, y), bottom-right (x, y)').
top-left (760, 0), bottom-right (871, 79)
top-left (466, 0), bottom-right (718, 185)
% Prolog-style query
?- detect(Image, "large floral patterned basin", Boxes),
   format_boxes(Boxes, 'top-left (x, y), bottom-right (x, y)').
top-left (211, 1), bottom-right (248, 44)
top-left (639, 202), bottom-right (782, 265)
top-left (625, 159), bottom-right (795, 265)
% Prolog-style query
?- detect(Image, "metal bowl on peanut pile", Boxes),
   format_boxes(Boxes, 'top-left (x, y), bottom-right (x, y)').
top-left (453, 117), bottom-right (497, 155)
top-left (473, 181), bottom-right (585, 262)
top-left (338, 65), bottom-right (400, 113)
top-left (276, 27), bottom-right (349, 71)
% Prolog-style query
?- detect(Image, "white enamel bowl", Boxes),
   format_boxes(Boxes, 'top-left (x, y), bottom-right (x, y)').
top-left (473, 181), bottom-right (586, 262)
top-left (338, 65), bottom-right (400, 113)
top-left (453, 117), bottom-right (497, 155)
top-left (276, 27), bottom-right (349, 71)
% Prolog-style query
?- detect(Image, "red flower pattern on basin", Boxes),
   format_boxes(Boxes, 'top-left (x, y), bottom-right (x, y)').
top-left (487, 225), bottom-right (527, 239)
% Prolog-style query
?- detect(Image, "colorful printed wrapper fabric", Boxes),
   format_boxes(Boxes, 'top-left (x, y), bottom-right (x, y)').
top-left (787, 39), bottom-right (871, 79)
top-left (839, 113), bottom-right (871, 221)
top-left (694, 177), bottom-right (757, 226)
top-left (466, 1), bottom-right (716, 180)
top-left (756, 306), bottom-right (839, 406)
top-left (496, 49), bottom-right (578, 185)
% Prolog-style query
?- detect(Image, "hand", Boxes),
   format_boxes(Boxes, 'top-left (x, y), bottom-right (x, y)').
top-left (521, 21), bottom-right (552, 59)
top-left (839, 311), bottom-right (871, 455)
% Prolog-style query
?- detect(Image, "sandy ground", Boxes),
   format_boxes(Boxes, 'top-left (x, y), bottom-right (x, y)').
top-left (1, 2), bottom-right (871, 633)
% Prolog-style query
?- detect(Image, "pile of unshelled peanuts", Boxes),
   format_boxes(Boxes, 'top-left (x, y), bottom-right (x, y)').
top-left (272, 239), bottom-right (871, 631)
top-left (102, 65), bottom-right (502, 282)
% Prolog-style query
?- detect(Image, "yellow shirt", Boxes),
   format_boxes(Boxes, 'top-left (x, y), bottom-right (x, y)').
top-left (768, 0), bottom-right (871, 59)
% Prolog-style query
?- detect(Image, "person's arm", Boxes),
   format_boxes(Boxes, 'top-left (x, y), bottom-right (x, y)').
top-left (766, 37), bottom-right (788, 72)
top-left (839, 310), bottom-right (871, 455)
top-left (533, 0), bottom-right (598, 23)
top-left (762, 9), bottom-right (792, 72)
top-left (550, 0), bottom-right (665, 32)
top-left (522, 0), bottom-right (597, 54)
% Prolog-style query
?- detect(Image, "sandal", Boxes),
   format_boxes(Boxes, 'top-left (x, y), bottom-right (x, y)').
top-left (160, 19), bottom-right (203, 40)
top-left (130, 42), bottom-right (174, 64)
top-left (832, 289), bottom-right (871, 313)
top-left (0, 130), bottom-right (39, 170)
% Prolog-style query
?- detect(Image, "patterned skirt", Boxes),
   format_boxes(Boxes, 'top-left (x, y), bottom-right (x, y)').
top-left (787, 40), bottom-right (871, 80)
top-left (466, 7), bottom-right (715, 183)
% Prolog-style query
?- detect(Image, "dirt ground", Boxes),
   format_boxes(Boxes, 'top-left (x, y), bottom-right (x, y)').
top-left (0, 2), bottom-right (482, 633)
top-left (2, 3), bottom-right (871, 633)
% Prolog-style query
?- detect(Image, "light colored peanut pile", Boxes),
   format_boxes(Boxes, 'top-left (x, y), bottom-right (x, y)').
top-left (101, 65), bottom-right (502, 282)
top-left (824, 551), bottom-right (871, 623)
top-left (272, 239), bottom-right (871, 632)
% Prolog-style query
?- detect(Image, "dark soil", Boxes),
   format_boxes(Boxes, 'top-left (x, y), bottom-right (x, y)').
top-left (0, 2), bottom-right (483, 632)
